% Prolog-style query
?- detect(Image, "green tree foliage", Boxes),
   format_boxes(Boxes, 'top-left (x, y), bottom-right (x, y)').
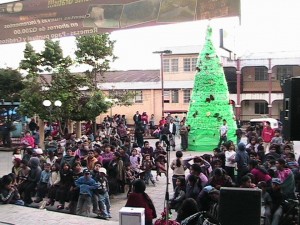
top-left (187, 26), bottom-right (237, 151)
top-left (0, 68), bottom-right (24, 102)
top-left (75, 33), bottom-right (135, 107)
top-left (75, 33), bottom-right (117, 85)
top-left (19, 35), bottom-right (130, 130)
top-left (0, 68), bottom-right (24, 122)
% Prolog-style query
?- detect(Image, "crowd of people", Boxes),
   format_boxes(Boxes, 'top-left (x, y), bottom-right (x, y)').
top-left (0, 115), bottom-right (299, 225)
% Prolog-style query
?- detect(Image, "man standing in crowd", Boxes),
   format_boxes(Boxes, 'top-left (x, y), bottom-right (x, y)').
top-left (168, 119), bottom-right (176, 150)
top-left (262, 121), bottom-right (275, 154)
top-left (133, 111), bottom-right (141, 127)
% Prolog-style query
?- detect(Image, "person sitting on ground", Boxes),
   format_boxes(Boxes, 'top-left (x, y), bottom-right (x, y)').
top-left (176, 198), bottom-right (199, 224)
top-left (21, 131), bottom-right (35, 148)
top-left (0, 174), bottom-right (24, 205)
top-left (169, 176), bottom-right (186, 212)
top-left (18, 157), bottom-right (41, 205)
top-left (46, 163), bottom-right (60, 206)
top-left (208, 168), bottom-right (233, 190)
top-left (248, 159), bottom-right (272, 185)
top-left (240, 175), bottom-right (255, 188)
top-left (125, 179), bottom-right (157, 225)
top-left (34, 163), bottom-right (51, 203)
top-left (56, 162), bottom-right (73, 210)
top-left (11, 158), bottom-right (21, 176)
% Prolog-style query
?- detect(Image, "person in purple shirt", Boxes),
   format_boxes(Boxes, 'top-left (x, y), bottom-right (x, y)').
top-left (101, 145), bottom-right (113, 168)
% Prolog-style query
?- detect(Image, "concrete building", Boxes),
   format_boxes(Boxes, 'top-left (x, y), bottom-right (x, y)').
top-left (97, 46), bottom-right (300, 124)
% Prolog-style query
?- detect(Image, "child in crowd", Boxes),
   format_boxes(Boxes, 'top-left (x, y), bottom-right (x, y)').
top-left (141, 154), bottom-right (156, 186)
top-left (46, 163), bottom-right (60, 206)
top-left (75, 169), bottom-right (98, 217)
top-left (11, 158), bottom-right (21, 176)
top-left (17, 160), bottom-right (30, 186)
top-left (0, 175), bottom-right (24, 205)
top-left (91, 162), bottom-right (102, 214)
top-left (97, 168), bottom-right (111, 219)
top-left (155, 154), bottom-right (167, 181)
top-left (12, 147), bottom-right (22, 162)
top-left (169, 176), bottom-right (186, 212)
top-left (130, 148), bottom-right (141, 173)
top-left (124, 163), bottom-right (137, 196)
top-left (34, 163), bottom-right (51, 203)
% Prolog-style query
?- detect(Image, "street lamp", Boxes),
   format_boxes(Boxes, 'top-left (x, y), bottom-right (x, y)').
top-left (153, 50), bottom-right (172, 117)
top-left (42, 99), bottom-right (62, 126)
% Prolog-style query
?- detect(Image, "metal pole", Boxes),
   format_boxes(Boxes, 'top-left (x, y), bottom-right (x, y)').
top-left (160, 53), bottom-right (164, 117)
top-left (165, 142), bottom-right (170, 225)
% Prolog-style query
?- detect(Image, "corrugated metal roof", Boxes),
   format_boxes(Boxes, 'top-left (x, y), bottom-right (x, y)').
top-left (98, 70), bottom-right (160, 82)
top-left (98, 80), bottom-right (194, 90)
top-left (159, 45), bottom-right (202, 55)
top-left (240, 51), bottom-right (300, 59)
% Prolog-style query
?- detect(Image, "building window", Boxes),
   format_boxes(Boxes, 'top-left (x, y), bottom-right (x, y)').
top-left (134, 90), bottom-right (143, 103)
top-left (255, 67), bottom-right (268, 80)
top-left (163, 59), bottom-right (170, 72)
top-left (277, 65), bottom-right (293, 80)
top-left (192, 58), bottom-right (197, 71)
top-left (171, 59), bottom-right (178, 72)
top-left (164, 90), bottom-right (170, 103)
top-left (183, 89), bottom-right (191, 103)
top-left (171, 90), bottom-right (179, 103)
top-left (183, 58), bottom-right (191, 71)
top-left (184, 58), bottom-right (197, 71)
top-left (254, 102), bottom-right (269, 114)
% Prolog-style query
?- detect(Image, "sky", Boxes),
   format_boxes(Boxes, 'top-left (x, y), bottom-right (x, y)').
top-left (1, 0), bottom-right (300, 71)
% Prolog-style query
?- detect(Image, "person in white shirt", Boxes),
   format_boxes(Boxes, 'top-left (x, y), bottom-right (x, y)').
top-left (217, 119), bottom-right (228, 148)
top-left (225, 144), bottom-right (236, 181)
top-left (168, 119), bottom-right (176, 151)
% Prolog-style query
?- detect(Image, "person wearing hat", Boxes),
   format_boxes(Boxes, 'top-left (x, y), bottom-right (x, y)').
top-left (269, 178), bottom-right (283, 225)
top-left (75, 168), bottom-right (98, 217)
top-left (98, 167), bottom-right (111, 218)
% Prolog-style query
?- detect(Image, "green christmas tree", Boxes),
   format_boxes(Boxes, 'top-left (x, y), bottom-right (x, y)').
top-left (186, 26), bottom-right (237, 151)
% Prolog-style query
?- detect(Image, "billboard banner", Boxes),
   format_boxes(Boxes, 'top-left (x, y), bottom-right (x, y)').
top-left (0, 0), bottom-right (240, 44)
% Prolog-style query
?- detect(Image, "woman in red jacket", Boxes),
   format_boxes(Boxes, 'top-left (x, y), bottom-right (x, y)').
top-left (125, 179), bottom-right (157, 225)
